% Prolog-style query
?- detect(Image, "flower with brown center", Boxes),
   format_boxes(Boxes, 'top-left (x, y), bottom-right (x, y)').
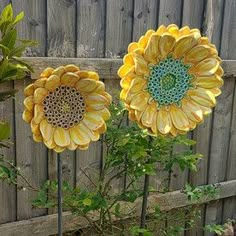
top-left (23, 65), bottom-right (112, 153)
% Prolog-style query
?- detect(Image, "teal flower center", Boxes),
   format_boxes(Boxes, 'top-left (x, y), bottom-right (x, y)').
top-left (147, 56), bottom-right (193, 107)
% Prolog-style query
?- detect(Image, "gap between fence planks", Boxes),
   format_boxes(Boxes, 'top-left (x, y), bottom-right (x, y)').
top-left (0, 179), bottom-right (235, 236)
top-left (23, 58), bottom-right (236, 80)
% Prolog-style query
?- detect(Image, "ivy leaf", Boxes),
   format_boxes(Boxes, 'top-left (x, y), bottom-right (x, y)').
top-left (0, 122), bottom-right (10, 141)
top-left (12, 11), bottom-right (24, 25)
top-left (82, 198), bottom-right (92, 206)
top-left (1, 28), bottom-right (17, 50)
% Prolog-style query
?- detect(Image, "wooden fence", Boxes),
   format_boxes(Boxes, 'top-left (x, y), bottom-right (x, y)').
top-left (0, 0), bottom-right (235, 235)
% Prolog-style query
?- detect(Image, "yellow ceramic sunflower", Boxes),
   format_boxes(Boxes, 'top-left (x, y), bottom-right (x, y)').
top-left (118, 24), bottom-right (224, 136)
top-left (23, 65), bottom-right (111, 153)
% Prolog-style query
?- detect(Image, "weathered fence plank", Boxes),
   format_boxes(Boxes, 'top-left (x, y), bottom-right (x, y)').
top-left (11, 0), bottom-right (48, 221)
top-left (77, 0), bottom-right (105, 58)
top-left (0, 179), bottom-right (235, 236)
top-left (46, 0), bottom-right (77, 214)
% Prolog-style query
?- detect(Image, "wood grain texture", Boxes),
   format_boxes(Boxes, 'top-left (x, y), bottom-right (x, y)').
top-left (221, 0), bottom-right (236, 225)
top-left (11, 0), bottom-right (48, 220)
top-left (0, 179), bottom-right (235, 236)
top-left (218, 0), bottom-right (236, 60)
top-left (205, 77), bottom-right (235, 230)
top-left (0, 82), bottom-right (16, 224)
top-left (47, 0), bottom-right (77, 214)
top-left (47, 0), bottom-right (76, 57)
top-left (77, 0), bottom-right (105, 57)
top-left (182, 0), bottom-right (205, 28)
top-left (11, 0), bottom-right (47, 56)
top-left (158, 0), bottom-right (183, 26)
top-left (105, 0), bottom-right (134, 58)
top-left (132, 0), bottom-right (159, 41)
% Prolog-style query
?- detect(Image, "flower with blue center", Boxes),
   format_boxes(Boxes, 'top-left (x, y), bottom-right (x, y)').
top-left (118, 24), bottom-right (224, 136)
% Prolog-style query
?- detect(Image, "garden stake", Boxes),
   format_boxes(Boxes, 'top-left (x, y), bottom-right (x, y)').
top-left (140, 173), bottom-right (150, 234)
top-left (57, 153), bottom-right (63, 236)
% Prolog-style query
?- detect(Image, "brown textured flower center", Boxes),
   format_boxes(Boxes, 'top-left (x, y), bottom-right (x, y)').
top-left (42, 85), bottom-right (86, 129)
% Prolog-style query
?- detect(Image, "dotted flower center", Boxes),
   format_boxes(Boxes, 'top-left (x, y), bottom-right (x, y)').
top-left (147, 56), bottom-right (193, 106)
top-left (43, 85), bottom-right (86, 129)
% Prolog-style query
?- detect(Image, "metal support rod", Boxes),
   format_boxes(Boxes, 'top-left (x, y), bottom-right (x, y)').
top-left (139, 173), bottom-right (150, 234)
top-left (57, 153), bottom-right (63, 236)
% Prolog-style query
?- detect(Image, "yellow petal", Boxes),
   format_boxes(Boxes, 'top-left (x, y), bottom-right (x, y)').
top-left (138, 35), bottom-right (148, 49)
top-left (70, 123), bottom-right (90, 145)
top-left (34, 104), bottom-right (45, 124)
top-left (199, 37), bottom-right (209, 45)
top-left (44, 136), bottom-right (56, 149)
top-left (76, 79), bottom-right (97, 93)
top-left (64, 64), bottom-right (80, 72)
top-left (81, 121), bottom-right (100, 141)
top-left (156, 108), bottom-right (172, 134)
top-left (156, 25), bottom-right (167, 36)
top-left (98, 108), bottom-right (111, 121)
top-left (118, 64), bottom-right (135, 78)
top-left (61, 72), bottom-right (79, 87)
top-left (185, 45), bottom-right (216, 63)
top-left (195, 74), bottom-right (224, 89)
top-left (83, 112), bottom-right (103, 130)
top-left (39, 119), bottom-right (54, 142)
top-left (170, 105), bottom-right (190, 131)
top-left (52, 66), bottom-right (66, 77)
top-left (179, 26), bottom-right (190, 36)
top-left (216, 66), bottom-right (224, 77)
top-left (96, 122), bottom-right (106, 134)
top-left (120, 75), bottom-right (134, 90)
top-left (189, 28), bottom-right (201, 41)
top-left (53, 146), bottom-right (65, 153)
top-left (181, 98), bottom-right (203, 122)
top-left (22, 109), bottom-right (33, 123)
top-left (78, 144), bottom-right (89, 151)
top-left (33, 133), bottom-right (43, 142)
top-left (45, 75), bottom-right (61, 91)
top-left (77, 71), bottom-right (99, 80)
top-left (128, 42), bottom-right (139, 53)
top-left (34, 88), bottom-right (48, 104)
top-left (135, 109), bottom-right (144, 122)
top-left (31, 120), bottom-right (40, 134)
top-left (67, 140), bottom-right (78, 151)
top-left (145, 29), bottom-right (155, 38)
top-left (190, 58), bottom-right (219, 76)
top-left (123, 53), bottom-right (134, 66)
top-left (173, 34), bottom-right (197, 58)
top-left (24, 84), bottom-right (35, 97)
top-left (54, 127), bottom-right (70, 147)
top-left (159, 33), bottom-right (176, 58)
top-left (188, 88), bottom-right (216, 107)
top-left (93, 81), bottom-right (105, 93)
top-left (34, 78), bottom-right (47, 88)
top-left (141, 103), bottom-right (156, 127)
top-left (199, 104), bottom-right (212, 115)
top-left (128, 76), bottom-right (146, 94)
top-left (208, 88), bottom-right (221, 97)
top-left (40, 67), bottom-right (54, 78)
top-left (167, 24), bottom-right (180, 38)
top-left (130, 92), bottom-right (150, 111)
top-left (120, 89), bottom-right (128, 101)
top-left (24, 96), bottom-right (34, 111)
top-left (133, 53), bottom-right (149, 76)
top-left (144, 33), bottom-right (160, 63)
top-left (86, 93), bottom-right (109, 106)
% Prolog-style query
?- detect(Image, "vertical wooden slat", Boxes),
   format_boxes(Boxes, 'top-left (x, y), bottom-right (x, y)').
top-left (11, 0), bottom-right (48, 221)
top-left (105, 0), bottom-right (134, 58)
top-left (203, 1), bottom-right (230, 234)
top-left (76, 0), bottom-right (106, 190)
top-left (77, 0), bottom-right (105, 58)
top-left (0, 0), bottom-right (16, 227)
top-left (132, 0), bottom-right (159, 41)
top-left (220, 0), bottom-right (236, 224)
top-left (182, 1), bottom-right (206, 235)
top-left (47, 0), bottom-right (77, 215)
top-left (158, 0), bottom-right (183, 26)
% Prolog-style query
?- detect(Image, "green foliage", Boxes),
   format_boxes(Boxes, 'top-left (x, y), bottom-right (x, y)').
top-left (184, 183), bottom-right (219, 202)
top-left (0, 103), bottom-right (220, 235)
top-left (0, 4), bottom-right (37, 101)
top-left (204, 224), bottom-right (225, 235)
